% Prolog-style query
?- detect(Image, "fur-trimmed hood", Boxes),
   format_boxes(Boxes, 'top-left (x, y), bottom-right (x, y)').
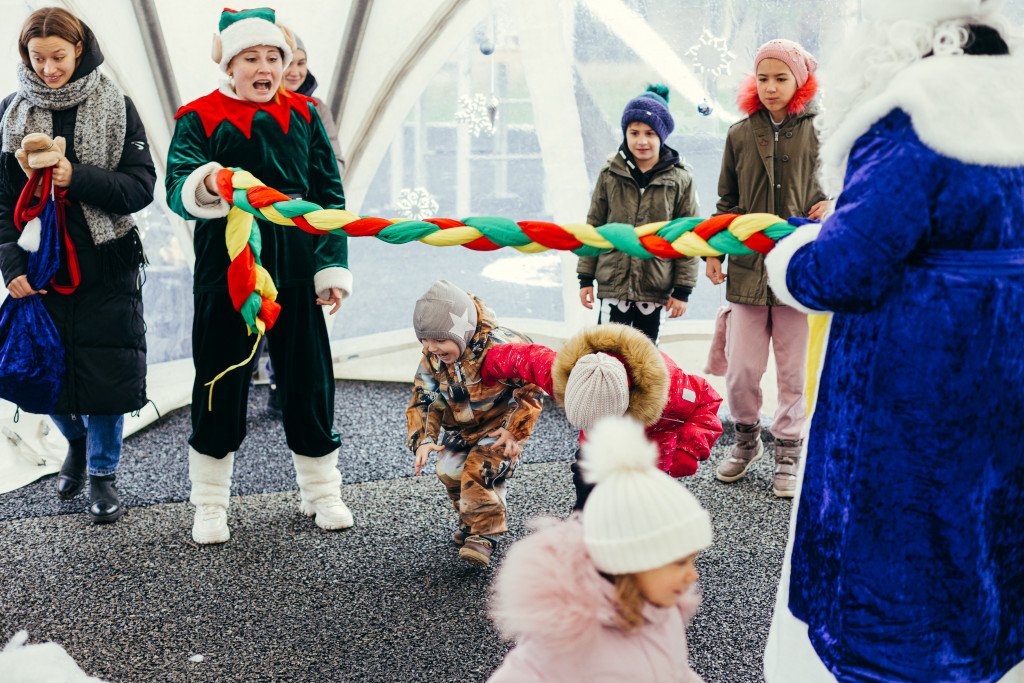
top-left (737, 73), bottom-right (818, 117)
top-left (490, 518), bottom-right (700, 648)
top-left (552, 324), bottom-right (669, 426)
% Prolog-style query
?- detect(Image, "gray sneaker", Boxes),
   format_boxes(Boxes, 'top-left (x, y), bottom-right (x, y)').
top-left (716, 423), bottom-right (763, 483)
top-left (773, 439), bottom-right (802, 498)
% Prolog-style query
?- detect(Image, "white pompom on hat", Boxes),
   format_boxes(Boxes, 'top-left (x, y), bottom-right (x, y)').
top-left (563, 352), bottom-right (629, 430)
top-left (212, 7), bottom-right (294, 74)
top-left (862, 0), bottom-right (1007, 23)
top-left (580, 416), bottom-right (713, 575)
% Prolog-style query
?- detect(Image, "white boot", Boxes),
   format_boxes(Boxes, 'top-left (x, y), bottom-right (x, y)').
top-left (292, 450), bottom-right (353, 530)
top-left (188, 448), bottom-right (233, 544)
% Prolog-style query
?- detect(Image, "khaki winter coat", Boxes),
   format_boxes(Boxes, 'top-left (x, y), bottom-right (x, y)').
top-left (578, 152), bottom-right (700, 304)
top-left (716, 107), bottom-right (827, 305)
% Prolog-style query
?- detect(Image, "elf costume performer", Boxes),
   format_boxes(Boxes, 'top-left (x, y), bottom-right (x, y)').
top-left (165, 8), bottom-right (353, 544)
top-left (762, 1), bottom-right (1024, 681)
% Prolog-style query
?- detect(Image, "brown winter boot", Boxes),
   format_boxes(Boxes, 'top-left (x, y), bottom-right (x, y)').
top-left (716, 422), bottom-right (764, 483)
top-left (459, 535), bottom-right (495, 567)
top-left (773, 439), bottom-right (802, 498)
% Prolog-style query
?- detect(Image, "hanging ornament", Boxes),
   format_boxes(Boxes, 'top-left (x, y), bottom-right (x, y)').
top-left (478, 37), bottom-right (495, 56)
top-left (395, 188), bottom-right (440, 221)
top-left (685, 29), bottom-right (737, 78)
top-left (455, 93), bottom-right (499, 137)
top-left (697, 99), bottom-right (713, 117)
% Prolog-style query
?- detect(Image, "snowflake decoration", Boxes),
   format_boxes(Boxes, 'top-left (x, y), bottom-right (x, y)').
top-left (396, 188), bottom-right (439, 221)
top-left (685, 29), bottom-right (736, 78)
top-left (455, 93), bottom-right (499, 137)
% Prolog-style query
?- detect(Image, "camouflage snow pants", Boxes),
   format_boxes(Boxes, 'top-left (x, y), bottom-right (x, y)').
top-left (435, 436), bottom-right (516, 537)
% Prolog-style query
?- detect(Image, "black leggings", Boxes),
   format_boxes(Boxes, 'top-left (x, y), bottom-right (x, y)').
top-left (570, 447), bottom-right (593, 511)
top-left (600, 301), bottom-right (661, 343)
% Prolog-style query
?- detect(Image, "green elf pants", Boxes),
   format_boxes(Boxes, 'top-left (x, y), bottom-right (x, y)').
top-left (189, 286), bottom-right (340, 459)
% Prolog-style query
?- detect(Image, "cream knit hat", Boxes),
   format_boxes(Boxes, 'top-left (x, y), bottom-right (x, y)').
top-left (563, 353), bottom-right (629, 430)
top-left (581, 416), bottom-right (713, 574)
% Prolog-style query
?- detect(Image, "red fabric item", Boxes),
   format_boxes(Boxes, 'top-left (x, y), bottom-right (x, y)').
top-left (519, 221), bottom-right (583, 251)
top-left (289, 214), bottom-right (325, 235)
top-left (693, 213), bottom-right (736, 241)
top-left (215, 167), bottom-right (234, 202)
top-left (639, 234), bottom-right (681, 259)
top-left (259, 297), bottom-right (281, 330)
top-left (482, 342), bottom-right (723, 477)
top-left (175, 88), bottom-right (314, 139)
top-left (736, 73), bottom-right (818, 117)
top-left (49, 190), bottom-right (80, 295)
top-left (247, 185), bottom-right (291, 208)
top-left (13, 171), bottom-right (81, 294)
top-left (742, 231), bottom-right (776, 254)
top-left (226, 245), bottom-right (256, 311)
top-left (343, 217), bottom-right (393, 236)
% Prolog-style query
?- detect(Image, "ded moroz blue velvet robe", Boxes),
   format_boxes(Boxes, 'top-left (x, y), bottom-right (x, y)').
top-left (764, 53), bottom-right (1024, 683)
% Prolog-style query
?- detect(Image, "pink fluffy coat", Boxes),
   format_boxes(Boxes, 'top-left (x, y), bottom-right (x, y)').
top-left (488, 518), bottom-right (704, 683)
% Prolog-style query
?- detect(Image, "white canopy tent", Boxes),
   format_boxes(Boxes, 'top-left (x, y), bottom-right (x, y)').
top-left (4, 0), bottom-right (1020, 490)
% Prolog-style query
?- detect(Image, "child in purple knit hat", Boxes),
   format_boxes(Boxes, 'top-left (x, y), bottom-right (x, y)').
top-left (577, 84), bottom-right (700, 344)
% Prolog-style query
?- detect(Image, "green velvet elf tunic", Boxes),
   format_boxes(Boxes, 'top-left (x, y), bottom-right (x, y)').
top-left (165, 86), bottom-right (349, 459)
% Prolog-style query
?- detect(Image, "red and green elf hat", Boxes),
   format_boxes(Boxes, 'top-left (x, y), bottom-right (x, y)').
top-left (211, 7), bottom-right (293, 73)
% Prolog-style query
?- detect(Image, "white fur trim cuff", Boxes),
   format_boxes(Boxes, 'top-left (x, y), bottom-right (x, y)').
top-left (765, 223), bottom-right (828, 315)
top-left (17, 217), bottom-right (41, 253)
top-left (219, 17), bottom-right (292, 73)
top-left (181, 162), bottom-right (229, 219)
top-left (314, 267), bottom-right (353, 300)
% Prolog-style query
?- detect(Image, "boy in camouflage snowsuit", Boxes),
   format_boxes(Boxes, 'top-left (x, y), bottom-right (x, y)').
top-left (407, 280), bottom-right (542, 567)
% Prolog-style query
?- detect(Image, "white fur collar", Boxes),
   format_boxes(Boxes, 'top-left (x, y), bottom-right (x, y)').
top-left (820, 55), bottom-right (1024, 194)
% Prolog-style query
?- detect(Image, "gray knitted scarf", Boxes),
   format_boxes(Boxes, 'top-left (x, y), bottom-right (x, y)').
top-left (1, 62), bottom-right (131, 245)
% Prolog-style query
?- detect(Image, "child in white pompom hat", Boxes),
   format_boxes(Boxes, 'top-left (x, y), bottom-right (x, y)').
top-left (488, 415), bottom-right (711, 683)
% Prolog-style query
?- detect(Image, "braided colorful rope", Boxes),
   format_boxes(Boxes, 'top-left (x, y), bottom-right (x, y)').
top-left (205, 166), bottom-right (802, 407)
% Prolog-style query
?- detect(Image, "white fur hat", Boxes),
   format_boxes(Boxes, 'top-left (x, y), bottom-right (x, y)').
top-left (580, 416), bottom-right (712, 574)
top-left (862, 0), bottom-right (1007, 23)
top-left (212, 7), bottom-right (293, 74)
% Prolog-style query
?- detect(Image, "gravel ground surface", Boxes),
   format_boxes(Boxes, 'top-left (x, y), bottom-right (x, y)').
top-left (0, 380), bottom-right (789, 682)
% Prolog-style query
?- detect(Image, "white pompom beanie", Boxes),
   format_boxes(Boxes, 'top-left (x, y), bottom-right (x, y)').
top-left (580, 416), bottom-right (712, 574)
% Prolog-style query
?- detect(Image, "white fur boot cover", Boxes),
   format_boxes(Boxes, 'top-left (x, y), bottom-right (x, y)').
top-left (292, 450), bottom-right (353, 530)
top-left (188, 448), bottom-right (234, 544)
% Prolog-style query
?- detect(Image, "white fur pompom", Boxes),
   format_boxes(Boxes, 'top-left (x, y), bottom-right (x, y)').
top-left (17, 218), bottom-right (41, 253)
top-left (579, 416), bottom-right (658, 486)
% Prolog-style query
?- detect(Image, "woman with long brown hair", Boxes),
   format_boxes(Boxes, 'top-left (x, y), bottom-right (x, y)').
top-left (0, 7), bottom-right (155, 523)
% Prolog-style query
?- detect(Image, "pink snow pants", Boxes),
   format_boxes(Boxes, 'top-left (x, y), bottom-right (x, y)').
top-left (725, 303), bottom-right (808, 440)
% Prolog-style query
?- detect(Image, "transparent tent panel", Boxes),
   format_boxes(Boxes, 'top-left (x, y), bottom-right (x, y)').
top-left (0, 0), bottom-right (1019, 352)
top-left (333, 27), bottom-right (565, 340)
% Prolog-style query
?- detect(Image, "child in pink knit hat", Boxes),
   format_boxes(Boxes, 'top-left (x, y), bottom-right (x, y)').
top-left (705, 39), bottom-right (831, 498)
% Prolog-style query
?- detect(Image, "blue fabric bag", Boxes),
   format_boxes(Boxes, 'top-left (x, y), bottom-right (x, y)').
top-left (0, 189), bottom-right (64, 413)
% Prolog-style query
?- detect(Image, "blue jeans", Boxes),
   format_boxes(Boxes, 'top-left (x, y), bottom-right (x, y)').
top-left (49, 414), bottom-right (125, 477)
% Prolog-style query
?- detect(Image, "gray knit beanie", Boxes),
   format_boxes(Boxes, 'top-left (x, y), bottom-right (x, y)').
top-left (563, 352), bottom-right (630, 430)
top-left (413, 280), bottom-right (478, 353)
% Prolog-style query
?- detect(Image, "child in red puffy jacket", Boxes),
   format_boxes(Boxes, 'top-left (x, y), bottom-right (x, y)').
top-left (483, 323), bottom-right (722, 508)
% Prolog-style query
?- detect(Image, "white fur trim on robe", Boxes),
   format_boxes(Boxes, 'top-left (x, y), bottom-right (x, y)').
top-left (313, 266), bottom-right (352, 301)
top-left (820, 56), bottom-right (1024, 197)
top-left (765, 223), bottom-right (826, 315)
top-left (181, 161), bottom-right (228, 220)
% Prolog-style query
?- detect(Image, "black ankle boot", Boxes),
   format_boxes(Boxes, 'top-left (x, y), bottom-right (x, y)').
top-left (55, 436), bottom-right (87, 500)
top-left (88, 475), bottom-right (124, 524)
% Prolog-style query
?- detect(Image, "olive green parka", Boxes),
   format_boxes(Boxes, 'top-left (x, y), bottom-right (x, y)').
top-left (578, 150), bottom-right (699, 304)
